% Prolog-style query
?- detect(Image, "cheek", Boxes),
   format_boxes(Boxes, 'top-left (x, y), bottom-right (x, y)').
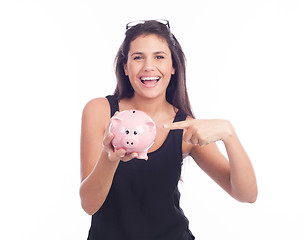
top-left (163, 60), bottom-right (175, 75)
top-left (124, 62), bottom-right (135, 77)
top-left (125, 64), bottom-right (141, 78)
top-left (162, 65), bottom-right (175, 79)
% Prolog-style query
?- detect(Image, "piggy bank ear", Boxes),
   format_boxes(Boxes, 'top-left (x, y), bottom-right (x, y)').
top-left (144, 121), bottom-right (155, 133)
top-left (111, 117), bottom-right (122, 128)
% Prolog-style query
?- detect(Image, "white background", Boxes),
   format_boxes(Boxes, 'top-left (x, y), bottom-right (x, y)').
top-left (1, 0), bottom-right (303, 239)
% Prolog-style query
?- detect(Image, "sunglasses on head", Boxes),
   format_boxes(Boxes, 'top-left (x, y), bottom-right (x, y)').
top-left (126, 19), bottom-right (170, 30)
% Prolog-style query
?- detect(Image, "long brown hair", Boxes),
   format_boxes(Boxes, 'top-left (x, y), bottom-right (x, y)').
top-left (113, 20), bottom-right (194, 118)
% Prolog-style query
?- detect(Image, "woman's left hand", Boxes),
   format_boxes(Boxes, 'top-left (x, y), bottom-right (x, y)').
top-left (164, 119), bottom-right (234, 146)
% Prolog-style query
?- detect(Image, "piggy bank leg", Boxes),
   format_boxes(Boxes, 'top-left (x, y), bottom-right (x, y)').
top-left (137, 152), bottom-right (148, 160)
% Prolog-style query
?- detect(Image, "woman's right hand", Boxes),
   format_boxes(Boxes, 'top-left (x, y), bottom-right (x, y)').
top-left (102, 114), bottom-right (138, 162)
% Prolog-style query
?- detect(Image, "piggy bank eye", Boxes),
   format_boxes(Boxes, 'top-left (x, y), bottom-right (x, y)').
top-left (125, 129), bottom-right (130, 134)
top-left (134, 130), bottom-right (138, 135)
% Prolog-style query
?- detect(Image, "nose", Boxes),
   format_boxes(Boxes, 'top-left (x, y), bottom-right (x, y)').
top-left (143, 58), bottom-right (155, 72)
top-left (126, 141), bottom-right (134, 146)
top-left (124, 140), bottom-right (135, 148)
top-left (122, 136), bottom-right (138, 148)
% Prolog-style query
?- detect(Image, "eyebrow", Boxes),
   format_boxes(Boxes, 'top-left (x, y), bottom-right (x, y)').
top-left (130, 51), bottom-right (168, 56)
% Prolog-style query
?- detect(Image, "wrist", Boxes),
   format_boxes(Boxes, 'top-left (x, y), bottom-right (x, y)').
top-left (221, 120), bottom-right (235, 143)
top-left (101, 149), bottom-right (118, 163)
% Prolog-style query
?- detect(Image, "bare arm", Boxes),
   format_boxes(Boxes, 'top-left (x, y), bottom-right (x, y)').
top-left (79, 98), bottom-right (136, 215)
top-left (166, 119), bottom-right (257, 203)
top-left (222, 127), bottom-right (257, 202)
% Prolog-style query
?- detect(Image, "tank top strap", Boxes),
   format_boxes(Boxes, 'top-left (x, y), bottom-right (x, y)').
top-left (173, 109), bottom-right (188, 123)
top-left (169, 109), bottom-right (188, 160)
top-left (106, 95), bottom-right (119, 117)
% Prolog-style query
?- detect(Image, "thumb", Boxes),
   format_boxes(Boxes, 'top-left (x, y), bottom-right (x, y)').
top-left (103, 132), bottom-right (114, 147)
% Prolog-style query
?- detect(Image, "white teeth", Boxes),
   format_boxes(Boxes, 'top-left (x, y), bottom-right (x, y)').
top-left (141, 77), bottom-right (160, 81)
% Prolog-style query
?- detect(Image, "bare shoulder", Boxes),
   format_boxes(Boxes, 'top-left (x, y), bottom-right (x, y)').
top-left (81, 97), bottom-right (111, 147)
top-left (83, 97), bottom-right (110, 117)
top-left (82, 98), bottom-right (111, 125)
top-left (80, 97), bottom-right (111, 181)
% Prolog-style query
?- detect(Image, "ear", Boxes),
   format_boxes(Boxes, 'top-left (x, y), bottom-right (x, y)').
top-left (171, 66), bottom-right (175, 75)
top-left (144, 121), bottom-right (155, 133)
top-left (111, 117), bottom-right (122, 128)
top-left (123, 63), bottom-right (128, 76)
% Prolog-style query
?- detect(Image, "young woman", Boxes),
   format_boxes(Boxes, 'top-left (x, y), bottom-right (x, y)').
top-left (80, 20), bottom-right (257, 240)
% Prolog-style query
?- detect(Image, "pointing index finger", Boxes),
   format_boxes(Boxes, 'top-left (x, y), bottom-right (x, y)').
top-left (164, 120), bottom-right (191, 130)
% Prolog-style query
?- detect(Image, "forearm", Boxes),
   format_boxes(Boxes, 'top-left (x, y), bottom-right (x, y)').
top-left (80, 151), bottom-right (120, 215)
top-left (223, 125), bottom-right (257, 203)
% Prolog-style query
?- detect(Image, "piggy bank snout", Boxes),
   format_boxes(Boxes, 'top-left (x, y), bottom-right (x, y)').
top-left (122, 135), bottom-right (138, 148)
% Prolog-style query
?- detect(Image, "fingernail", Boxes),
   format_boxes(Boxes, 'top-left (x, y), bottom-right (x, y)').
top-left (163, 124), bottom-right (168, 128)
top-left (118, 149), bottom-right (125, 157)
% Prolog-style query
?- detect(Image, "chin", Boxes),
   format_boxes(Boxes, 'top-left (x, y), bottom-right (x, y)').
top-left (135, 91), bottom-right (166, 100)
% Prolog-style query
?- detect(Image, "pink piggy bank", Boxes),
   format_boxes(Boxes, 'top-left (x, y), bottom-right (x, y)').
top-left (109, 110), bottom-right (156, 160)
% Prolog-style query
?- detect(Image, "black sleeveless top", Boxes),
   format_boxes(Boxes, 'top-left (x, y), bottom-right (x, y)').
top-left (87, 96), bottom-right (195, 240)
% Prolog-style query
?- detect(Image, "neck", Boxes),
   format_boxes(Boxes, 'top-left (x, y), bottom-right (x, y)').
top-left (131, 94), bottom-right (171, 118)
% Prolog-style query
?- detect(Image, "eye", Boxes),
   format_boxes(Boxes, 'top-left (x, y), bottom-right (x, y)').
top-left (134, 130), bottom-right (138, 135)
top-left (125, 129), bottom-right (130, 134)
top-left (133, 56), bottom-right (143, 60)
top-left (156, 55), bottom-right (165, 59)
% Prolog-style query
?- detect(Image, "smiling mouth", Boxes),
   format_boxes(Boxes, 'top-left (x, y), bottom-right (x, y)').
top-left (140, 77), bottom-right (160, 86)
